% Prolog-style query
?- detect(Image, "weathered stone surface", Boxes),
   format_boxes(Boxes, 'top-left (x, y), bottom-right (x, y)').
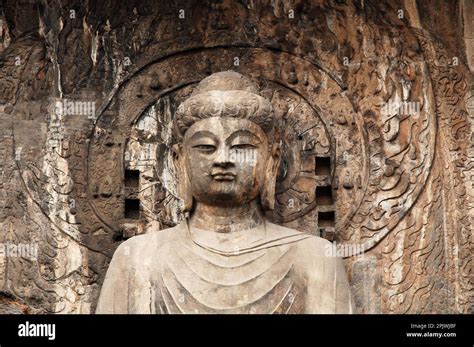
top-left (96, 71), bottom-right (354, 314)
top-left (0, 0), bottom-right (472, 313)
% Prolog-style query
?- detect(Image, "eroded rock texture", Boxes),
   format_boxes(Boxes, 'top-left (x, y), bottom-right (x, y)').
top-left (0, 0), bottom-right (472, 313)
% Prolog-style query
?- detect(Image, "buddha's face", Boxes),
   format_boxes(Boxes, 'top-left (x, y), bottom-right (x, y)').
top-left (181, 117), bottom-right (272, 207)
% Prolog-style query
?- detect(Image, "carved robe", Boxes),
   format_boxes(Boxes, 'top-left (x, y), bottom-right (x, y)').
top-left (96, 220), bottom-right (354, 314)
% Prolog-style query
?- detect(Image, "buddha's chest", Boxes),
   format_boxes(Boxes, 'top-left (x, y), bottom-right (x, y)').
top-left (152, 241), bottom-right (306, 314)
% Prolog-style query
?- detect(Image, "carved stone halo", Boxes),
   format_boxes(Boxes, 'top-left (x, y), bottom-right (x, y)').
top-left (85, 46), bottom-right (435, 255)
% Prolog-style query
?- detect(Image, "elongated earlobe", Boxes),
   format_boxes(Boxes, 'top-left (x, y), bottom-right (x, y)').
top-left (172, 145), bottom-right (193, 213)
top-left (260, 165), bottom-right (276, 210)
top-left (260, 143), bottom-right (281, 211)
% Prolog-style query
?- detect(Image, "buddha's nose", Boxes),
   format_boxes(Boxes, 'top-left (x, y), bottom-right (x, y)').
top-left (213, 145), bottom-right (233, 168)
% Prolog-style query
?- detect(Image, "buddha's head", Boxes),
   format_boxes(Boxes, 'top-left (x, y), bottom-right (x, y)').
top-left (173, 71), bottom-right (280, 213)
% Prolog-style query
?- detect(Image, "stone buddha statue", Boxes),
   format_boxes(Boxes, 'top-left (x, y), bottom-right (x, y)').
top-left (96, 71), bottom-right (354, 314)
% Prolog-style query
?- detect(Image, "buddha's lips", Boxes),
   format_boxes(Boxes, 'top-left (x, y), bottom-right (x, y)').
top-left (211, 171), bottom-right (236, 181)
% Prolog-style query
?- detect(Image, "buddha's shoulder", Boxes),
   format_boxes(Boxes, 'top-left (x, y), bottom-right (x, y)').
top-left (266, 223), bottom-right (343, 281)
top-left (112, 223), bottom-right (184, 260)
top-left (266, 220), bottom-right (333, 253)
top-left (296, 234), bottom-right (334, 254)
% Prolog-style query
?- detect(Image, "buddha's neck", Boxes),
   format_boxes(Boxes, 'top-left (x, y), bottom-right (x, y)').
top-left (189, 200), bottom-right (264, 233)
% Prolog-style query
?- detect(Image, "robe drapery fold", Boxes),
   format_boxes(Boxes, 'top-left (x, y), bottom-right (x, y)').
top-left (96, 221), bottom-right (353, 314)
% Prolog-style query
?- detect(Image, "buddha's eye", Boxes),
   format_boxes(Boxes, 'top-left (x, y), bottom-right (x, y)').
top-left (192, 144), bottom-right (216, 152)
top-left (231, 143), bottom-right (256, 150)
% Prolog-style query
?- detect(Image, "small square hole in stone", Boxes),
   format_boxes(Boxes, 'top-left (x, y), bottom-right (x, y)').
top-left (316, 185), bottom-right (333, 205)
top-left (125, 199), bottom-right (140, 219)
top-left (125, 170), bottom-right (140, 188)
top-left (315, 156), bottom-right (331, 175)
top-left (318, 211), bottom-right (335, 228)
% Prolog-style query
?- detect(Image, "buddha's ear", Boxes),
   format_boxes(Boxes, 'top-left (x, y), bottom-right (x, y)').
top-left (260, 142), bottom-right (281, 211)
top-left (172, 144), bottom-right (193, 213)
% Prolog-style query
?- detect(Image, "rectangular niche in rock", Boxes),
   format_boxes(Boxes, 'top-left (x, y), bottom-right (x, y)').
top-left (315, 156), bottom-right (331, 175)
top-left (125, 169), bottom-right (140, 188)
top-left (318, 210), bottom-right (335, 228)
top-left (124, 198), bottom-right (140, 219)
top-left (316, 185), bottom-right (333, 205)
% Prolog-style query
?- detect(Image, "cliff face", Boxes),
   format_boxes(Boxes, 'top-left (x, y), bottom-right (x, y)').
top-left (0, 0), bottom-right (472, 314)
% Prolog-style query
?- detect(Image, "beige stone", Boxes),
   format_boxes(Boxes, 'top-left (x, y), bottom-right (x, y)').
top-left (96, 72), bottom-right (353, 314)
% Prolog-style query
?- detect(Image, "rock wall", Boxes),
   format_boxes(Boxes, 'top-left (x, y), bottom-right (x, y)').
top-left (0, 0), bottom-right (472, 313)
